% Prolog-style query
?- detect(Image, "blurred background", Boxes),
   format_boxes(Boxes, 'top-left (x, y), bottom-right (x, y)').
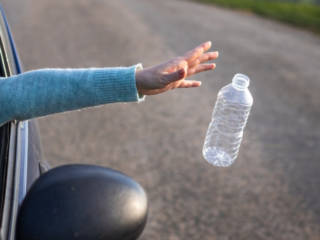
top-left (1, 0), bottom-right (320, 239)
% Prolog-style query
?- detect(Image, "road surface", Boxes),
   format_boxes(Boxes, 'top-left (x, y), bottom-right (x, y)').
top-left (2, 0), bottom-right (320, 239)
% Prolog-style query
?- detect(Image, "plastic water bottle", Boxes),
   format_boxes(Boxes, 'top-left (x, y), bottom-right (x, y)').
top-left (202, 73), bottom-right (253, 167)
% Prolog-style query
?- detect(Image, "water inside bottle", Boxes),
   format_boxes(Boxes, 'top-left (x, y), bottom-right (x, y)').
top-left (203, 146), bottom-right (234, 167)
top-left (202, 73), bottom-right (252, 167)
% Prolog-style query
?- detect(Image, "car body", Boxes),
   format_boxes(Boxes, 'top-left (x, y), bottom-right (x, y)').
top-left (0, 6), bottom-right (147, 240)
top-left (0, 5), bottom-right (43, 240)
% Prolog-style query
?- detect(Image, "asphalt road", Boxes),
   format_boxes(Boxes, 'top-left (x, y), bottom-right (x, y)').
top-left (2, 0), bottom-right (320, 239)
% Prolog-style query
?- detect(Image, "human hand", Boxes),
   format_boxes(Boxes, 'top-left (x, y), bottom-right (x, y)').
top-left (135, 41), bottom-right (218, 95)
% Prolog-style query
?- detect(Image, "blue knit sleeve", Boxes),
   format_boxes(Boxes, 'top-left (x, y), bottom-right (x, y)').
top-left (0, 64), bottom-right (144, 126)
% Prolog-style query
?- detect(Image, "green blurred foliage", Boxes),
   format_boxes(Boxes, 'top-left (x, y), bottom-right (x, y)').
top-left (273, 0), bottom-right (319, 3)
top-left (196, 0), bottom-right (320, 33)
top-left (274, 0), bottom-right (319, 3)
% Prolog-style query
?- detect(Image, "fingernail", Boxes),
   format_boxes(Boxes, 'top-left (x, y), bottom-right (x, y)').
top-left (214, 51), bottom-right (219, 57)
top-left (212, 63), bottom-right (216, 69)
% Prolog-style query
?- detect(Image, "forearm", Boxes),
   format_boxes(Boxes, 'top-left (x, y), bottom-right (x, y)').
top-left (0, 65), bottom-right (143, 126)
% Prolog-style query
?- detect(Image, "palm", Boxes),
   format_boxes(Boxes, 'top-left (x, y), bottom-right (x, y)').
top-left (136, 41), bottom-right (219, 95)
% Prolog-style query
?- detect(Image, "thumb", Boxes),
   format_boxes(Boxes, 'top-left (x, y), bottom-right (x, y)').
top-left (163, 68), bottom-right (185, 84)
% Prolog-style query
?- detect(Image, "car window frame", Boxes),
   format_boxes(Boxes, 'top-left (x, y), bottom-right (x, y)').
top-left (0, 7), bottom-right (29, 240)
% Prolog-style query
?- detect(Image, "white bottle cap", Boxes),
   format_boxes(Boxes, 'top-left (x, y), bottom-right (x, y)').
top-left (232, 73), bottom-right (250, 90)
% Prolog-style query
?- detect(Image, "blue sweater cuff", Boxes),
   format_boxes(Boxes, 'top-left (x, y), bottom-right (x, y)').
top-left (92, 64), bottom-right (145, 104)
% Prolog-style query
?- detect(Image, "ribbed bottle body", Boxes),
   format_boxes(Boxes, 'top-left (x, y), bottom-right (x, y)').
top-left (203, 74), bottom-right (253, 167)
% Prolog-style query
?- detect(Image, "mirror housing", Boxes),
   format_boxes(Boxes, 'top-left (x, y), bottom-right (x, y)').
top-left (16, 164), bottom-right (148, 240)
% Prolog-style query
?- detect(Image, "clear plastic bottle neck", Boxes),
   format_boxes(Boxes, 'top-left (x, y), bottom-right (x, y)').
top-left (232, 73), bottom-right (250, 90)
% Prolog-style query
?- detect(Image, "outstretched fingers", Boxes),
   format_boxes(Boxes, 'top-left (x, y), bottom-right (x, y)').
top-left (177, 80), bottom-right (202, 88)
top-left (188, 51), bottom-right (218, 69)
top-left (188, 63), bottom-right (216, 75)
top-left (184, 41), bottom-right (212, 63)
top-left (199, 51), bottom-right (219, 63)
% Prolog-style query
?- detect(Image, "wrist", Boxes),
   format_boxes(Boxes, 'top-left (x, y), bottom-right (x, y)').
top-left (135, 65), bottom-right (143, 94)
top-left (134, 63), bottom-right (145, 100)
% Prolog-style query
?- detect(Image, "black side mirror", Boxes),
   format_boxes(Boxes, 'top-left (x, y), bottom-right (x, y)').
top-left (16, 164), bottom-right (148, 240)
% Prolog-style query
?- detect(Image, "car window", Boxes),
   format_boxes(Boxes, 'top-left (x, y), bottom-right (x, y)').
top-left (0, 124), bottom-right (10, 223)
top-left (0, 35), bottom-right (9, 77)
top-left (0, 8), bottom-right (22, 240)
